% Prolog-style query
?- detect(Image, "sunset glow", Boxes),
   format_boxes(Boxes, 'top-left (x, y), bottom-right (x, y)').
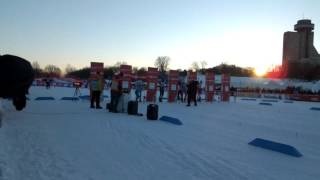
top-left (254, 67), bottom-right (267, 77)
top-left (0, 0), bottom-right (319, 70)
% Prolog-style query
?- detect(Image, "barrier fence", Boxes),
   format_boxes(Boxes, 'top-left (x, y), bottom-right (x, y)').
top-left (32, 78), bottom-right (320, 102)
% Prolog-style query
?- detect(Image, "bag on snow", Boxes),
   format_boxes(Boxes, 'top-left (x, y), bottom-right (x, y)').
top-left (127, 101), bottom-right (138, 115)
top-left (147, 104), bottom-right (158, 120)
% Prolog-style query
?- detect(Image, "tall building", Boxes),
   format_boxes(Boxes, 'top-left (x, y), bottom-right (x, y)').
top-left (282, 19), bottom-right (320, 76)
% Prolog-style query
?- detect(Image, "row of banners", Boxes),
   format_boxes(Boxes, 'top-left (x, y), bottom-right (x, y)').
top-left (116, 65), bottom-right (231, 102)
top-left (31, 61), bottom-right (320, 103)
top-left (33, 63), bottom-right (231, 102)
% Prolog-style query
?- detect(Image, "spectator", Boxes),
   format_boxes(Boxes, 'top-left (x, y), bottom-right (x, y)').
top-left (181, 81), bottom-right (187, 102)
top-left (187, 80), bottom-right (198, 106)
top-left (109, 73), bottom-right (122, 112)
top-left (89, 74), bottom-right (104, 109)
top-left (135, 80), bottom-right (143, 102)
top-left (159, 80), bottom-right (165, 102)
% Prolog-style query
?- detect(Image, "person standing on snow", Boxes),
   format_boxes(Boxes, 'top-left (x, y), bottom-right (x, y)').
top-left (109, 73), bottom-right (122, 112)
top-left (89, 74), bottom-right (104, 109)
top-left (187, 80), bottom-right (198, 106)
top-left (159, 80), bottom-right (165, 102)
top-left (181, 81), bottom-right (187, 102)
top-left (44, 77), bottom-right (51, 89)
top-left (135, 79), bottom-right (143, 102)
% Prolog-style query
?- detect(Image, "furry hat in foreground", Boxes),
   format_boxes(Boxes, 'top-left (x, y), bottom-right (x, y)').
top-left (0, 54), bottom-right (34, 111)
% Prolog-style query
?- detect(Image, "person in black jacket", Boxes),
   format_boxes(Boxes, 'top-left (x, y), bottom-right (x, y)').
top-left (186, 80), bottom-right (198, 106)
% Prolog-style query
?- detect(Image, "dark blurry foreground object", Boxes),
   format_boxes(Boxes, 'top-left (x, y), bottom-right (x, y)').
top-left (0, 54), bottom-right (34, 110)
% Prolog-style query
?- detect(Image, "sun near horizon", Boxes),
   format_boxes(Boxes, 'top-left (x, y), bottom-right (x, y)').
top-left (254, 67), bottom-right (268, 77)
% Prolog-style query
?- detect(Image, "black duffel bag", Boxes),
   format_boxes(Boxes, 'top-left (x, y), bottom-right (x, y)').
top-left (147, 104), bottom-right (158, 120)
top-left (128, 101), bottom-right (138, 115)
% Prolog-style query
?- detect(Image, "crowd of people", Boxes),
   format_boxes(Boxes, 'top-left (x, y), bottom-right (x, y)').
top-left (41, 75), bottom-right (320, 111)
top-left (84, 75), bottom-right (320, 111)
top-left (86, 74), bottom-right (206, 111)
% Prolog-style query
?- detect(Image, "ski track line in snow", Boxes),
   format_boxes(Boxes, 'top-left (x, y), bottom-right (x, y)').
top-left (155, 138), bottom-right (248, 180)
top-left (1, 114), bottom-right (76, 180)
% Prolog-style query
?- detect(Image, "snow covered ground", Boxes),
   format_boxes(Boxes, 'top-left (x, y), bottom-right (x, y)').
top-left (0, 86), bottom-right (320, 180)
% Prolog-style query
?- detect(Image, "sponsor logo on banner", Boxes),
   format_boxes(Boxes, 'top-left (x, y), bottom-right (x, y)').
top-left (90, 62), bottom-right (104, 78)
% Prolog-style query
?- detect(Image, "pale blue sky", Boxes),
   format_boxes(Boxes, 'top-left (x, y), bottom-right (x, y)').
top-left (1, 0), bottom-right (319, 72)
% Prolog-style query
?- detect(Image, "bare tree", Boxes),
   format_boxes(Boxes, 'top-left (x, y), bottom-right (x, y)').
top-left (114, 61), bottom-right (128, 67)
top-left (65, 64), bottom-right (77, 74)
top-left (44, 65), bottom-right (62, 77)
top-left (32, 61), bottom-right (43, 77)
top-left (199, 60), bottom-right (208, 74)
top-left (32, 61), bottom-right (41, 70)
top-left (132, 67), bottom-right (139, 74)
top-left (154, 56), bottom-right (170, 73)
top-left (191, 61), bottom-right (200, 71)
top-left (200, 60), bottom-right (208, 70)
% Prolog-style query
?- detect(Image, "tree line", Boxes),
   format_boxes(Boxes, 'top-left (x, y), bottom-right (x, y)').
top-left (32, 56), bottom-right (255, 79)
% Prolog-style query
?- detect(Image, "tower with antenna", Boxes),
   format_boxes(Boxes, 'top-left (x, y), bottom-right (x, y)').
top-left (282, 19), bottom-right (320, 77)
top-left (294, 19), bottom-right (315, 58)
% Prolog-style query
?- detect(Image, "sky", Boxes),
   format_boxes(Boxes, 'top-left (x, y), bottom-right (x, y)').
top-left (1, 0), bottom-right (319, 73)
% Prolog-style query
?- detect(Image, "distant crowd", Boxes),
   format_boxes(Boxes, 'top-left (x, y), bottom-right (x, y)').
top-left (236, 86), bottom-right (320, 95)
top-left (39, 77), bottom-right (320, 109)
top-left (85, 72), bottom-right (203, 111)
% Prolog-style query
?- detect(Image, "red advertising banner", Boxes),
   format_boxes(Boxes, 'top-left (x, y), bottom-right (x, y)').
top-left (90, 62), bottom-right (104, 77)
top-left (221, 74), bottom-right (230, 102)
top-left (205, 71), bottom-right (215, 102)
top-left (187, 70), bottom-right (197, 82)
top-left (168, 70), bottom-right (179, 102)
top-left (146, 67), bottom-right (159, 102)
top-left (120, 65), bottom-right (132, 77)
top-left (89, 62), bottom-right (104, 98)
top-left (120, 65), bottom-right (132, 92)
